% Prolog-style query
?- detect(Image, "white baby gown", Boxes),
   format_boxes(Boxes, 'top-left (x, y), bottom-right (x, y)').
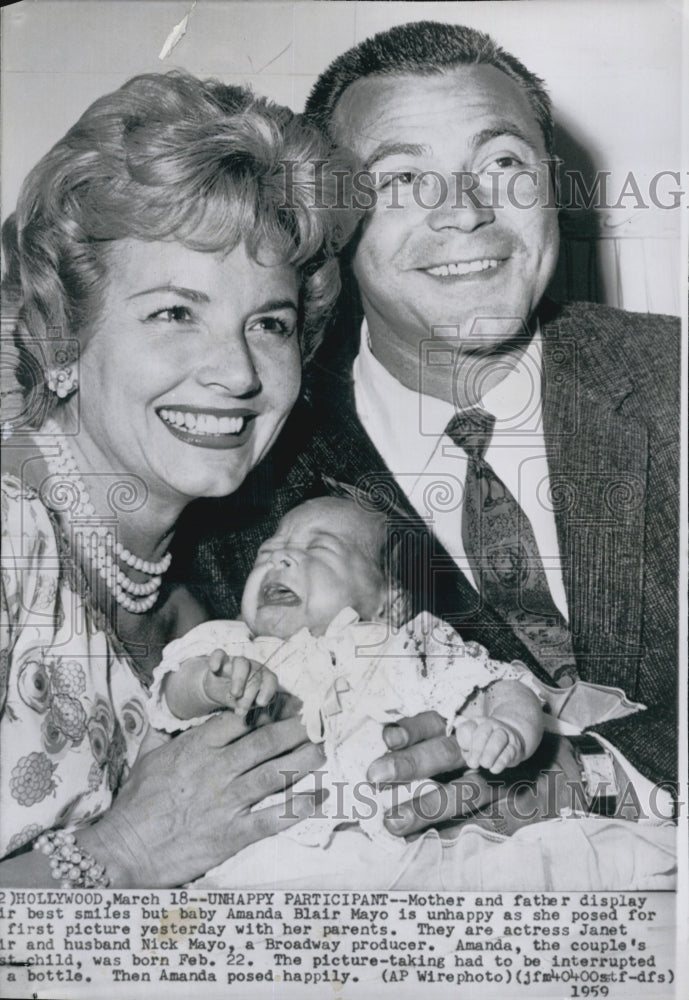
top-left (149, 610), bottom-right (675, 890)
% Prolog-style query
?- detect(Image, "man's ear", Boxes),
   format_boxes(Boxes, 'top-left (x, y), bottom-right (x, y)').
top-left (375, 586), bottom-right (412, 629)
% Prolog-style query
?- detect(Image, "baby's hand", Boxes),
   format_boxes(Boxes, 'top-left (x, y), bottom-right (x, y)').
top-left (454, 715), bottom-right (525, 773)
top-left (199, 650), bottom-right (278, 714)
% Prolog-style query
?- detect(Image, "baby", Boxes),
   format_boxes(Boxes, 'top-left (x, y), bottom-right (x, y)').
top-left (149, 496), bottom-right (656, 889)
top-left (151, 497), bottom-right (544, 775)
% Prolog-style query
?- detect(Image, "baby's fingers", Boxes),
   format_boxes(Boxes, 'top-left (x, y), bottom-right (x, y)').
top-left (485, 726), bottom-right (524, 773)
top-left (255, 668), bottom-right (279, 708)
top-left (465, 719), bottom-right (502, 769)
top-left (208, 648), bottom-right (230, 676)
top-left (228, 656), bottom-right (253, 697)
top-left (454, 718), bottom-right (478, 754)
top-left (477, 727), bottom-right (511, 771)
top-left (236, 667), bottom-right (267, 712)
top-left (489, 741), bottom-right (520, 774)
top-left (202, 671), bottom-right (239, 709)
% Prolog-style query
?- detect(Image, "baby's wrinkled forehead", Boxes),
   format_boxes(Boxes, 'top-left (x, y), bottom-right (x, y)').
top-left (275, 498), bottom-right (386, 554)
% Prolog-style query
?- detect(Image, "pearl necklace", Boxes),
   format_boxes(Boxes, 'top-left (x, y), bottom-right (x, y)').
top-left (37, 419), bottom-right (172, 613)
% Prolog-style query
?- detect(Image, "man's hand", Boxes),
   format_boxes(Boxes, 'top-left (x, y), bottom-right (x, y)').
top-left (367, 714), bottom-right (640, 838)
top-left (366, 711), bottom-right (494, 836)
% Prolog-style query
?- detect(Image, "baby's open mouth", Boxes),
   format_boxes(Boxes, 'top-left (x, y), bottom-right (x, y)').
top-left (260, 582), bottom-right (301, 607)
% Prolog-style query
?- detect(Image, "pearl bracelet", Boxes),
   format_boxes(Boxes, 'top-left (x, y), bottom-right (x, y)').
top-left (34, 830), bottom-right (110, 888)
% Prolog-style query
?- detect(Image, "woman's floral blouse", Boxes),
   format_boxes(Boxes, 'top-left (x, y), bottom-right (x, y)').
top-left (1, 474), bottom-right (150, 858)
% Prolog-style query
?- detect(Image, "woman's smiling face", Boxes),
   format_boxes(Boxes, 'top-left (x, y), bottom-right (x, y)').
top-left (68, 238), bottom-right (302, 507)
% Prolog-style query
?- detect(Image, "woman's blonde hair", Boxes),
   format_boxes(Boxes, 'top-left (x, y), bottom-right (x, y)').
top-left (3, 71), bottom-right (355, 421)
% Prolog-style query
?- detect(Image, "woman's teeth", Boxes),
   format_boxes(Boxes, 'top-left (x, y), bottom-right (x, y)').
top-left (159, 409), bottom-right (246, 436)
top-left (426, 259), bottom-right (498, 276)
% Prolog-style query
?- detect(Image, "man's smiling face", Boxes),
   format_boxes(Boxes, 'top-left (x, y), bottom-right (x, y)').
top-left (332, 64), bottom-right (559, 392)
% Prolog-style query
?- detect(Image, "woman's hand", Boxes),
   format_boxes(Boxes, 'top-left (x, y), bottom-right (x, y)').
top-left (79, 713), bottom-right (323, 887)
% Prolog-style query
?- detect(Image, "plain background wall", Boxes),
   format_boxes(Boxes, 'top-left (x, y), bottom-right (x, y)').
top-left (1, 0), bottom-right (684, 314)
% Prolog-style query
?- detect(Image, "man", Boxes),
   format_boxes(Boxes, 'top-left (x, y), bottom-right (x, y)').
top-left (179, 21), bottom-right (678, 835)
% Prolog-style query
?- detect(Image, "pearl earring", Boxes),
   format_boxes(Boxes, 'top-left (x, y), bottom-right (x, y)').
top-left (46, 366), bottom-right (78, 399)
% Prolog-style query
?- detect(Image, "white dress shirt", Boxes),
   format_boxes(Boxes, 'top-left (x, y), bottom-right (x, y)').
top-left (352, 320), bottom-right (672, 814)
top-left (353, 320), bottom-right (569, 618)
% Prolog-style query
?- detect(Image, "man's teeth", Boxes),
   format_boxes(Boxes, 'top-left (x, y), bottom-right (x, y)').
top-left (159, 409), bottom-right (246, 436)
top-left (426, 259), bottom-right (498, 276)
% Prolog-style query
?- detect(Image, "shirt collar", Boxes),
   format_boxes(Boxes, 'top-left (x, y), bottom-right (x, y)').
top-left (353, 322), bottom-right (448, 474)
top-left (354, 318), bottom-right (543, 447)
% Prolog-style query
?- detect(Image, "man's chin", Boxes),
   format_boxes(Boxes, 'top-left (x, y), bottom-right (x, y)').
top-left (424, 312), bottom-right (533, 345)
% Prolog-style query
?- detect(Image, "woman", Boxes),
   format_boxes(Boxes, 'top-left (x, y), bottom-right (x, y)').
top-left (0, 70), bottom-right (353, 887)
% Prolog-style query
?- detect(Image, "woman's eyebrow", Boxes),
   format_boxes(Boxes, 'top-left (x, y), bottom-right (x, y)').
top-left (126, 291), bottom-right (298, 313)
top-left (253, 298), bottom-right (299, 313)
top-left (127, 284), bottom-right (209, 302)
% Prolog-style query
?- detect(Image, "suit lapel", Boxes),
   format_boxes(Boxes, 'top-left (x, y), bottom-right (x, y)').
top-left (241, 306), bottom-right (650, 689)
top-left (304, 367), bottom-right (554, 680)
top-left (541, 308), bottom-right (647, 688)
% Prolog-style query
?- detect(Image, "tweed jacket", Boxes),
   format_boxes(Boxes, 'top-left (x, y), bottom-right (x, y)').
top-left (175, 300), bottom-right (680, 786)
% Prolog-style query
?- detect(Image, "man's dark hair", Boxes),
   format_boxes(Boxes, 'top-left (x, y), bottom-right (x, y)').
top-left (304, 20), bottom-right (553, 155)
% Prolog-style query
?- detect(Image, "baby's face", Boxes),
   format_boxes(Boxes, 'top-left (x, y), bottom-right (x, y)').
top-left (241, 498), bottom-right (388, 639)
